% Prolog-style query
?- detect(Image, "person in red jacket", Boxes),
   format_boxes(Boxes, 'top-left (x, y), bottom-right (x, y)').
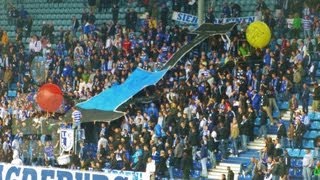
top-left (122, 36), bottom-right (131, 56)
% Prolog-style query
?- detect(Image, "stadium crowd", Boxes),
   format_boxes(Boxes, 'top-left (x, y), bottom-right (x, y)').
top-left (0, 0), bottom-right (320, 179)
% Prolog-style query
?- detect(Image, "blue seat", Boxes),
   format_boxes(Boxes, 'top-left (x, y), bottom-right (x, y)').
top-left (272, 110), bottom-right (280, 118)
top-left (279, 101), bottom-right (289, 110)
top-left (193, 160), bottom-right (201, 170)
top-left (290, 159), bottom-right (296, 167)
top-left (292, 149), bottom-right (300, 157)
top-left (254, 127), bottom-right (259, 136)
top-left (311, 150), bottom-right (315, 157)
top-left (238, 174), bottom-right (252, 180)
top-left (308, 140), bottom-right (315, 148)
top-left (303, 140), bottom-right (315, 149)
top-left (303, 131), bottom-right (310, 138)
top-left (206, 161), bottom-right (213, 169)
top-left (173, 168), bottom-right (183, 178)
top-left (309, 112), bottom-right (320, 120)
top-left (254, 118), bottom-right (261, 126)
top-left (244, 175), bottom-right (252, 180)
top-left (286, 148), bottom-right (294, 157)
top-left (306, 130), bottom-right (320, 139)
top-left (311, 121), bottom-right (320, 130)
top-left (308, 112), bottom-right (316, 120)
top-left (296, 168), bottom-right (302, 176)
top-left (299, 150), bottom-right (306, 158)
top-left (295, 159), bottom-right (303, 168)
top-left (289, 168), bottom-right (295, 176)
top-left (190, 170), bottom-right (200, 178)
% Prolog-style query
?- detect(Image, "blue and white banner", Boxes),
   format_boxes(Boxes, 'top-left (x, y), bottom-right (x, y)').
top-left (0, 163), bottom-right (149, 180)
top-left (60, 129), bottom-right (74, 152)
top-left (172, 11), bottom-right (198, 24)
top-left (214, 16), bottom-right (257, 24)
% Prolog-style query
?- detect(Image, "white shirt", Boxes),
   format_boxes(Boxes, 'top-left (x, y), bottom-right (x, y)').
top-left (29, 40), bottom-right (42, 52)
top-left (226, 85), bottom-right (233, 98)
top-left (145, 160), bottom-right (156, 174)
top-left (2, 141), bottom-right (9, 154)
top-left (12, 139), bottom-right (20, 151)
top-left (78, 81), bottom-right (87, 92)
top-left (199, 118), bottom-right (207, 130)
top-left (302, 153), bottom-right (313, 167)
top-left (97, 137), bottom-right (108, 153)
top-left (157, 116), bottom-right (164, 127)
top-left (11, 158), bottom-right (23, 166)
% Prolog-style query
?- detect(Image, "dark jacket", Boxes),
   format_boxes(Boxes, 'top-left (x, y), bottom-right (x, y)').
top-left (227, 169), bottom-right (234, 180)
top-left (277, 124), bottom-right (287, 138)
top-left (271, 163), bottom-right (281, 176)
top-left (294, 123), bottom-right (305, 138)
top-left (240, 119), bottom-right (250, 136)
top-left (314, 86), bottom-right (320, 100)
top-left (260, 110), bottom-right (268, 126)
top-left (156, 156), bottom-right (167, 175)
top-left (200, 145), bottom-right (208, 159)
top-left (189, 130), bottom-right (199, 147)
top-left (218, 126), bottom-right (229, 140)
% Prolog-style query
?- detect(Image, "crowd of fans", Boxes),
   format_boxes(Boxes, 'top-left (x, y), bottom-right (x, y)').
top-left (0, 0), bottom-right (320, 179)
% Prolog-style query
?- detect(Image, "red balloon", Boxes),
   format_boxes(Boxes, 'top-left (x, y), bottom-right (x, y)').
top-left (36, 83), bottom-right (63, 112)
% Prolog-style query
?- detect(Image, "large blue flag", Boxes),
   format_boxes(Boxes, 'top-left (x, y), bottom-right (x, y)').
top-left (77, 68), bottom-right (168, 111)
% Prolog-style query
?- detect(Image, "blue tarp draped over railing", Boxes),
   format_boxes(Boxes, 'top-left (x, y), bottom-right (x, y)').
top-left (76, 68), bottom-right (168, 111)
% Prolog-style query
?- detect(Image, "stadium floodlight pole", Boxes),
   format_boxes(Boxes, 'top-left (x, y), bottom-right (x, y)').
top-left (198, 0), bottom-right (205, 26)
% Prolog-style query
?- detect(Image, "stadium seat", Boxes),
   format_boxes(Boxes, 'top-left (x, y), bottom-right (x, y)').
top-left (289, 168), bottom-right (295, 176)
top-left (308, 112), bottom-right (320, 121)
top-left (279, 101), bottom-right (289, 110)
top-left (286, 148), bottom-right (294, 157)
top-left (307, 131), bottom-right (319, 139)
top-left (292, 149), bottom-right (300, 157)
top-left (303, 140), bottom-right (314, 149)
top-left (206, 160), bottom-right (213, 169)
top-left (254, 127), bottom-right (259, 136)
top-left (272, 110), bottom-right (280, 118)
top-left (173, 168), bottom-right (183, 178)
top-left (295, 159), bottom-right (303, 168)
top-left (303, 131), bottom-right (310, 138)
top-left (254, 118), bottom-right (261, 126)
top-left (193, 160), bottom-right (201, 170)
top-left (299, 149), bottom-right (306, 158)
top-left (8, 90), bottom-right (17, 98)
top-left (311, 121), bottom-right (320, 130)
top-left (296, 168), bottom-right (302, 176)
top-left (290, 159), bottom-right (296, 167)
top-left (190, 170), bottom-right (200, 178)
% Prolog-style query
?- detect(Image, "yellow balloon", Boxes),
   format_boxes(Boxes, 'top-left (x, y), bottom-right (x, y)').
top-left (246, 21), bottom-right (271, 49)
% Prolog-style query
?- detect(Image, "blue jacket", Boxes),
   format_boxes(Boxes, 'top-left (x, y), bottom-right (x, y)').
top-left (200, 145), bottom-right (208, 159)
top-left (132, 149), bottom-right (142, 164)
top-left (251, 94), bottom-right (261, 110)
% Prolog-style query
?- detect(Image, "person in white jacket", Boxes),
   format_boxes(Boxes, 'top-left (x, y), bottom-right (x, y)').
top-left (11, 150), bottom-right (23, 166)
top-left (145, 157), bottom-right (155, 180)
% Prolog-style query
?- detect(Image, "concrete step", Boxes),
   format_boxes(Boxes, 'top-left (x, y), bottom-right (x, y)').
top-left (247, 145), bottom-right (264, 150)
top-left (208, 173), bottom-right (239, 180)
top-left (208, 174), bottom-right (225, 180)
top-left (218, 163), bottom-right (242, 168)
top-left (214, 165), bottom-right (241, 171)
top-left (209, 168), bottom-right (240, 174)
top-left (248, 141), bottom-right (264, 146)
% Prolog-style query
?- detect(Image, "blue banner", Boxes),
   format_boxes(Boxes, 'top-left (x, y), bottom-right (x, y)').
top-left (172, 11), bottom-right (198, 24)
top-left (0, 163), bottom-right (148, 180)
top-left (214, 16), bottom-right (257, 24)
top-left (77, 68), bottom-right (168, 111)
